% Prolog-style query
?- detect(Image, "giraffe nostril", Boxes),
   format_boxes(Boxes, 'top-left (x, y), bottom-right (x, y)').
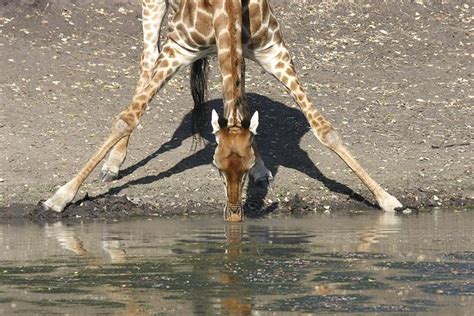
top-left (227, 204), bottom-right (240, 213)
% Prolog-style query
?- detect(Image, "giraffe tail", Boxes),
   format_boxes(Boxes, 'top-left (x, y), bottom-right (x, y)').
top-left (190, 58), bottom-right (209, 142)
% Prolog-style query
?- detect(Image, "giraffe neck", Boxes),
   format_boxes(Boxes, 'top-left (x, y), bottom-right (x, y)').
top-left (213, 0), bottom-right (243, 126)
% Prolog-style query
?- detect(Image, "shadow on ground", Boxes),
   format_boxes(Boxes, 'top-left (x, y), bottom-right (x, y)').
top-left (50, 93), bottom-right (375, 219)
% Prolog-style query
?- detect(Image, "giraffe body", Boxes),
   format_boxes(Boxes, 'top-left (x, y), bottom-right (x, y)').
top-left (43, 0), bottom-right (403, 219)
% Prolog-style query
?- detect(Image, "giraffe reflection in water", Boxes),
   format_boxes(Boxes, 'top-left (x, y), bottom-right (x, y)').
top-left (42, 211), bottom-right (400, 314)
top-left (3, 212), bottom-right (473, 314)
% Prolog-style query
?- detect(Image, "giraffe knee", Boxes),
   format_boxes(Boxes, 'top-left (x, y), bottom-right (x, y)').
top-left (113, 118), bottom-right (133, 135)
top-left (320, 129), bottom-right (342, 148)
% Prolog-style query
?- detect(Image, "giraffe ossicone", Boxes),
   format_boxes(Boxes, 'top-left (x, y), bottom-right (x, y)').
top-left (42, 0), bottom-right (403, 220)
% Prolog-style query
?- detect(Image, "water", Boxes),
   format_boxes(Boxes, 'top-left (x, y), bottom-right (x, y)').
top-left (0, 210), bottom-right (472, 315)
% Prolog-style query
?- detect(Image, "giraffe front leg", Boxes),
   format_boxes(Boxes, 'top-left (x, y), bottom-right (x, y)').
top-left (43, 41), bottom-right (196, 212)
top-left (254, 44), bottom-right (403, 212)
top-left (100, 0), bottom-right (169, 183)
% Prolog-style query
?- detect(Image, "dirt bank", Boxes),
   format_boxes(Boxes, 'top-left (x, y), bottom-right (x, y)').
top-left (0, 1), bottom-right (472, 220)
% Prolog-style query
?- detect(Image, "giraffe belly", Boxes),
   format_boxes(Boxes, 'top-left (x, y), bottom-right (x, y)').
top-left (167, 0), bottom-right (281, 56)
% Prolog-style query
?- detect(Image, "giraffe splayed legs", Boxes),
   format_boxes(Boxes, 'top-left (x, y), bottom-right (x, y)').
top-left (43, 0), bottom-right (403, 218)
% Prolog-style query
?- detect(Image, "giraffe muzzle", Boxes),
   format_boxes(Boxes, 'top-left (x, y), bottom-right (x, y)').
top-left (224, 204), bottom-right (243, 222)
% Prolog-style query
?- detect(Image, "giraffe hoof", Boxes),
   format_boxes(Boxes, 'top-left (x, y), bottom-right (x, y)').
top-left (41, 199), bottom-right (64, 213)
top-left (40, 200), bottom-right (55, 212)
top-left (378, 194), bottom-right (403, 212)
top-left (99, 170), bottom-right (119, 182)
top-left (30, 200), bottom-right (63, 221)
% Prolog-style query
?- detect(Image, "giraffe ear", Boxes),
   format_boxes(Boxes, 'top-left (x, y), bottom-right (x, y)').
top-left (249, 111), bottom-right (259, 135)
top-left (211, 109), bottom-right (220, 134)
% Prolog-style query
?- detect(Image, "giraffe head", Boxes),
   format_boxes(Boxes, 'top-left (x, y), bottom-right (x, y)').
top-left (211, 109), bottom-right (259, 222)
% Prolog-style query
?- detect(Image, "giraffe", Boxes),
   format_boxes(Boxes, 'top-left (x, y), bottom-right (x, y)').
top-left (42, 0), bottom-right (404, 221)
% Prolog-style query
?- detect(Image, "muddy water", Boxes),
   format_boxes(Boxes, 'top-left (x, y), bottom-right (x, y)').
top-left (0, 210), bottom-right (472, 315)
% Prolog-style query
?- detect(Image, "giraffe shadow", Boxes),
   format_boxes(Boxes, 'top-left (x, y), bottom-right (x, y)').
top-left (87, 93), bottom-right (376, 215)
